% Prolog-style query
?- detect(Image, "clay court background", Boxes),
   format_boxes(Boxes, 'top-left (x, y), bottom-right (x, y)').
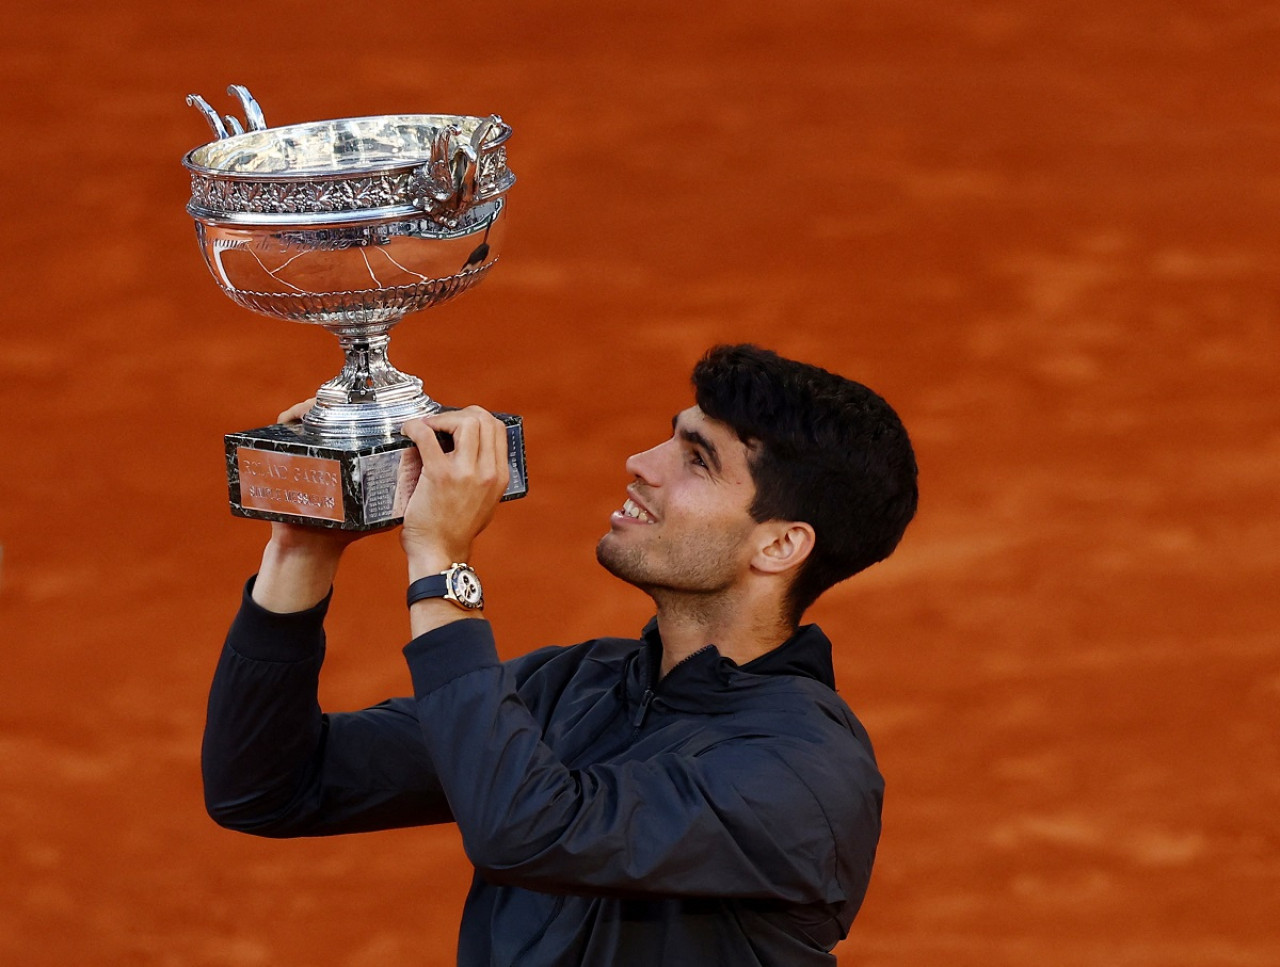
top-left (3, 2), bottom-right (1278, 964)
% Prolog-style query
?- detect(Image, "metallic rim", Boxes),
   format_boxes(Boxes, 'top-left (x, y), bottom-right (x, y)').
top-left (181, 114), bottom-right (513, 178)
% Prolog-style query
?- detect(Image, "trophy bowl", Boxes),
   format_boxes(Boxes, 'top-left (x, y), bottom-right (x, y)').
top-left (184, 86), bottom-right (526, 529)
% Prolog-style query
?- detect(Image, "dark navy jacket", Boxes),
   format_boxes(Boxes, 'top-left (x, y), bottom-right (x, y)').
top-left (203, 579), bottom-right (884, 965)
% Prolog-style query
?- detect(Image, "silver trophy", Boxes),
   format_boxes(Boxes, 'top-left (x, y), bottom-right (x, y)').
top-left (183, 85), bottom-right (526, 530)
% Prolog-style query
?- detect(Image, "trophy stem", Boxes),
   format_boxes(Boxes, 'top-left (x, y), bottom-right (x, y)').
top-left (304, 330), bottom-right (438, 438)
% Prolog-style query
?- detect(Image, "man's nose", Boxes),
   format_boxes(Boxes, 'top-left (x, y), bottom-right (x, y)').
top-left (624, 442), bottom-right (665, 484)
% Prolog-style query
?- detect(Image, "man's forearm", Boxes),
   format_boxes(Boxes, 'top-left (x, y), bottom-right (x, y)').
top-left (398, 407), bottom-right (509, 638)
top-left (206, 578), bottom-right (455, 837)
top-left (252, 529), bottom-right (347, 613)
top-left (203, 579), bottom-right (330, 834)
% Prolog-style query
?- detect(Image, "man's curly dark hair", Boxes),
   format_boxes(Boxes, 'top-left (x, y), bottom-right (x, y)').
top-left (693, 344), bottom-right (919, 621)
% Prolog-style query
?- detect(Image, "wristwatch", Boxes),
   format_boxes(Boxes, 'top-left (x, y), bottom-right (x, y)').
top-left (406, 563), bottom-right (484, 611)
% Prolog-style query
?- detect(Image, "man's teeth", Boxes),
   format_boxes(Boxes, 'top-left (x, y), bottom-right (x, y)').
top-left (622, 498), bottom-right (653, 522)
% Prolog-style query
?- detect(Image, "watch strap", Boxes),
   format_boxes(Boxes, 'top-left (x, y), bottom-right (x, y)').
top-left (406, 574), bottom-right (449, 608)
top-left (406, 564), bottom-right (483, 611)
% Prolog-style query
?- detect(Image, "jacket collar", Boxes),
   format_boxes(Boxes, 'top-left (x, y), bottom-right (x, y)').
top-left (628, 618), bottom-right (838, 713)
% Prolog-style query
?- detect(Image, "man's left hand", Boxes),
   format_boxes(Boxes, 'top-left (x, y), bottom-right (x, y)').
top-left (399, 406), bottom-right (510, 576)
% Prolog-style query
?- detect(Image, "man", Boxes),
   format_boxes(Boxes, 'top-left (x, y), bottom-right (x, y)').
top-left (203, 344), bottom-right (919, 965)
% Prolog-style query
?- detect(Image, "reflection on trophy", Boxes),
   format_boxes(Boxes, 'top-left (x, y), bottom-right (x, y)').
top-left (183, 85), bottom-right (527, 530)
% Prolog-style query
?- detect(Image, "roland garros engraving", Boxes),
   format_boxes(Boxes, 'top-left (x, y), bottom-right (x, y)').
top-left (237, 449), bottom-right (344, 522)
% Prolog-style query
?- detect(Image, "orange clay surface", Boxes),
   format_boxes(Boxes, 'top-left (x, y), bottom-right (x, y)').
top-left (2, 3), bottom-right (1277, 965)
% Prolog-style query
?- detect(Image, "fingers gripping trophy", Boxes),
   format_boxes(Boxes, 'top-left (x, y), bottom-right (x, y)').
top-left (183, 85), bottom-right (527, 530)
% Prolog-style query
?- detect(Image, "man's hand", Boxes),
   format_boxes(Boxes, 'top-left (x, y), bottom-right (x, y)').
top-left (267, 399), bottom-right (364, 557)
top-left (276, 398), bottom-right (317, 426)
top-left (399, 406), bottom-right (510, 578)
top-left (251, 398), bottom-right (363, 614)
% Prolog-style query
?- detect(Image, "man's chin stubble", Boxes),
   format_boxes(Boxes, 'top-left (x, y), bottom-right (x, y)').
top-left (596, 536), bottom-right (651, 589)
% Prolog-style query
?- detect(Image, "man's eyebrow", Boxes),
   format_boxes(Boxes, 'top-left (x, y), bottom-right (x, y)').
top-left (673, 417), bottom-right (722, 474)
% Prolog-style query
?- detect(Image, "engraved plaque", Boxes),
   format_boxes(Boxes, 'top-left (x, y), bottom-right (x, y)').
top-left (357, 449), bottom-right (409, 523)
top-left (504, 422), bottom-right (527, 495)
top-left (236, 448), bottom-right (345, 522)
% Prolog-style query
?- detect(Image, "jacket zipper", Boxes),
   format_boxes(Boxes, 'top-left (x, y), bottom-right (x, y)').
top-left (631, 688), bottom-right (655, 729)
top-left (630, 644), bottom-right (715, 733)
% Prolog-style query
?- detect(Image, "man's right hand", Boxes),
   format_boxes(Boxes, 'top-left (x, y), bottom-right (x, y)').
top-left (250, 399), bottom-right (364, 614)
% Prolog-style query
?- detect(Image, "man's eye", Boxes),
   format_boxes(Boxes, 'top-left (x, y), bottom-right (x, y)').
top-left (690, 452), bottom-right (708, 469)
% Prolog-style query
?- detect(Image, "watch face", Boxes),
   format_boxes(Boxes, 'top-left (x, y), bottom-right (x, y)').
top-left (448, 567), bottom-right (483, 608)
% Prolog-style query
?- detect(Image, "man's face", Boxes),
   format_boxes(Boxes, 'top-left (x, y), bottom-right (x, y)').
top-left (596, 406), bottom-right (763, 595)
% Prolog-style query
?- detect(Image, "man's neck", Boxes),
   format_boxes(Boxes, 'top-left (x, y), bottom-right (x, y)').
top-left (651, 591), bottom-right (796, 678)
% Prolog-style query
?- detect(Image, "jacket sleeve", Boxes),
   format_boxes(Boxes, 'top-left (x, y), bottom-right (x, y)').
top-left (404, 619), bottom-right (880, 905)
top-left (202, 578), bottom-right (453, 837)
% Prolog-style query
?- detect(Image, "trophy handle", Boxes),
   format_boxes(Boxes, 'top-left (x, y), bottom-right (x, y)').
top-left (186, 85), bottom-right (268, 140)
top-left (410, 115), bottom-right (507, 228)
top-left (185, 95), bottom-right (229, 140)
top-left (227, 85), bottom-right (267, 132)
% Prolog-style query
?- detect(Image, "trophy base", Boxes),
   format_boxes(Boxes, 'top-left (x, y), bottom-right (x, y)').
top-left (225, 413), bottom-right (527, 531)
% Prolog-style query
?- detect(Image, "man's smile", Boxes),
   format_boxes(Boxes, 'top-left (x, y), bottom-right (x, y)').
top-left (614, 494), bottom-right (657, 524)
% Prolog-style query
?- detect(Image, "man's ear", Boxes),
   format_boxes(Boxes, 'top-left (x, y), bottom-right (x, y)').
top-left (751, 521), bottom-right (816, 576)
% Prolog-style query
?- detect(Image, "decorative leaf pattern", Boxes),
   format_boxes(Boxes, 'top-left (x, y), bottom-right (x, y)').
top-left (188, 151), bottom-right (511, 217)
